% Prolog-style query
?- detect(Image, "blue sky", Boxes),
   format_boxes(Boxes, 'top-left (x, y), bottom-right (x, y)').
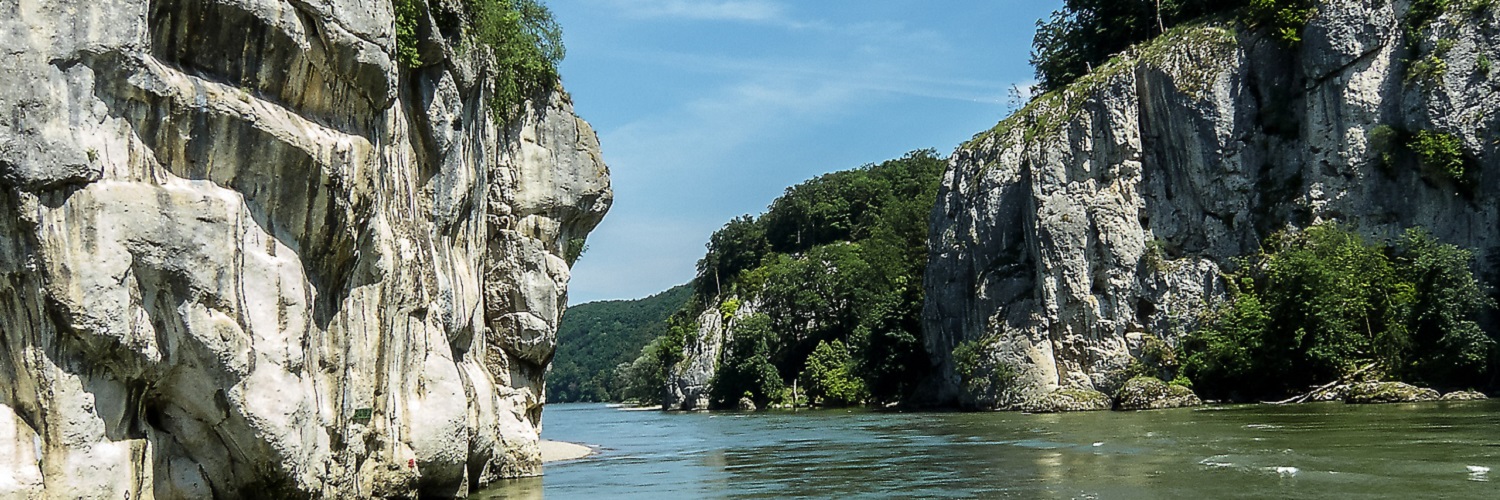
top-left (553, 0), bottom-right (1062, 304)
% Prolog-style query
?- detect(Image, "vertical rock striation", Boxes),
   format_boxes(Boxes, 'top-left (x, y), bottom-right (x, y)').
top-left (0, 0), bottom-right (610, 497)
top-left (924, 0), bottom-right (1499, 408)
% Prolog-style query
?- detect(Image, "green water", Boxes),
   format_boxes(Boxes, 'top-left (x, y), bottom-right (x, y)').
top-left (479, 401), bottom-right (1500, 498)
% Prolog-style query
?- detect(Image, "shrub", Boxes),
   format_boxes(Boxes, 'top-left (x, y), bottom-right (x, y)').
top-left (564, 237), bottom-right (588, 265)
top-left (1245, 0), bottom-right (1318, 46)
top-left (1367, 124), bottom-right (1400, 170)
top-left (1479, 54), bottom-right (1493, 77)
top-left (395, 0), bottom-right (425, 67)
top-left (954, 337), bottom-right (1019, 409)
top-left (1409, 130), bottom-right (1466, 182)
top-left (798, 340), bottom-right (867, 407)
top-left (1183, 223), bottom-right (1495, 400)
top-left (1407, 54), bottom-right (1449, 86)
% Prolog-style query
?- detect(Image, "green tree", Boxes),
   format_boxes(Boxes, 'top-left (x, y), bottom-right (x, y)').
top-left (799, 340), bottom-right (866, 407)
top-left (1392, 229), bottom-right (1497, 387)
top-left (1183, 223), bottom-right (1495, 400)
top-left (466, 0), bottom-right (565, 122)
top-left (709, 314), bottom-right (786, 409)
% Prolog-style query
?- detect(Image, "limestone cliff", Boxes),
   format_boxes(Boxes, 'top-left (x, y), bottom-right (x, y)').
top-left (924, 0), bottom-right (1499, 408)
top-left (662, 300), bottom-right (757, 411)
top-left (0, 0), bottom-right (610, 497)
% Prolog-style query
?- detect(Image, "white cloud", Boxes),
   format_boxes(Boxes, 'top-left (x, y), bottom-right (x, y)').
top-left (594, 0), bottom-right (785, 22)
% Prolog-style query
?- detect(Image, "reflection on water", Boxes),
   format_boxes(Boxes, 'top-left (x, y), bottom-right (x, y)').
top-left (479, 401), bottom-right (1500, 499)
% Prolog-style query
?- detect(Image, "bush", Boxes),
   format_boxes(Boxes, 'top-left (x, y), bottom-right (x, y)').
top-left (1409, 130), bottom-right (1466, 182)
top-left (798, 340), bottom-right (867, 407)
top-left (1368, 125), bottom-right (1400, 170)
top-left (1245, 0), bottom-right (1317, 46)
top-left (564, 237), bottom-right (588, 265)
top-left (953, 337), bottom-right (1019, 409)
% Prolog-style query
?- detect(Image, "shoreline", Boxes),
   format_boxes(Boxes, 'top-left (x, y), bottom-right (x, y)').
top-left (540, 440), bottom-right (594, 463)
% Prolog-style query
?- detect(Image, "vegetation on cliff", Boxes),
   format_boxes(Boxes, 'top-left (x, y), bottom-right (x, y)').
top-left (395, 0), bottom-right (564, 122)
top-left (1183, 223), bottom-right (1496, 401)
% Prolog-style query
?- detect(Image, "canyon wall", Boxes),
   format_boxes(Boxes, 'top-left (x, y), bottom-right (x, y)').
top-left (924, 0), bottom-right (1498, 407)
top-left (0, 0), bottom-right (609, 497)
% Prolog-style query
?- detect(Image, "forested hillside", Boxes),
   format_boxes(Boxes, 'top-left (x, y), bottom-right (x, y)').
top-left (551, 285), bottom-right (693, 402)
top-left (622, 150), bottom-right (946, 409)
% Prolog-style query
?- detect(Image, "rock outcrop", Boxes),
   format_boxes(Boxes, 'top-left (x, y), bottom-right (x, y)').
top-left (664, 307), bottom-right (727, 410)
top-left (1345, 382), bottom-right (1441, 403)
top-left (663, 301), bottom-right (756, 411)
top-left (923, 0), bottom-right (1500, 407)
top-left (1113, 377), bottom-right (1202, 411)
top-left (1440, 390), bottom-right (1489, 401)
top-left (1018, 388), bottom-right (1112, 413)
top-left (0, 0), bottom-right (610, 498)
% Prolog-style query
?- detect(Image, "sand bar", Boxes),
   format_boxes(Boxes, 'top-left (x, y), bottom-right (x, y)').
top-left (540, 440), bottom-right (593, 463)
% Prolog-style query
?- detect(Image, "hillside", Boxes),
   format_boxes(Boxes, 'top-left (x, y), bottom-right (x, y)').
top-left (551, 285), bottom-right (694, 402)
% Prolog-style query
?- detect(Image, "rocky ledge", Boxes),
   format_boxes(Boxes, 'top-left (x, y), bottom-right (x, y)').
top-left (0, 0), bottom-right (610, 497)
top-left (1439, 390), bottom-right (1489, 401)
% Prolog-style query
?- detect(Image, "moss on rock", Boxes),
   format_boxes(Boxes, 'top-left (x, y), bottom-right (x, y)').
top-left (1344, 382), bottom-right (1440, 404)
top-left (1114, 376), bottom-right (1203, 410)
top-left (1020, 388), bottom-right (1113, 413)
top-left (1440, 390), bottom-right (1488, 401)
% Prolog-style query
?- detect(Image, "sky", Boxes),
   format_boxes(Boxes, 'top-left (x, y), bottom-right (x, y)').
top-left (552, 0), bottom-right (1063, 304)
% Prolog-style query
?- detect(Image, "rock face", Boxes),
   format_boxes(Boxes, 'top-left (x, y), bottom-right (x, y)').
top-left (663, 301), bottom-right (756, 411)
top-left (664, 307), bottom-right (727, 411)
top-left (923, 1), bottom-right (1500, 407)
top-left (0, 0), bottom-right (610, 498)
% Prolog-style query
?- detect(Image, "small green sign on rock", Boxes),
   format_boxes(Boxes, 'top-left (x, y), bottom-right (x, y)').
top-left (353, 408), bottom-right (373, 423)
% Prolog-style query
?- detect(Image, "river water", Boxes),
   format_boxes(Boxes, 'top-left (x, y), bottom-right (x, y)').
top-left (477, 401), bottom-right (1499, 498)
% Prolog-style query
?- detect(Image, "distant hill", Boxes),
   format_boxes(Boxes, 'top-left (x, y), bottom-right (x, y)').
top-left (550, 284), bottom-right (694, 402)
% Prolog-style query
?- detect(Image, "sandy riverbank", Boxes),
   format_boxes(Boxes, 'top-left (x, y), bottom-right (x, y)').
top-left (540, 440), bottom-right (594, 462)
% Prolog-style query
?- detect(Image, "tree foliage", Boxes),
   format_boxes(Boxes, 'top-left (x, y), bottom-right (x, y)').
top-left (1031, 0), bottom-right (1250, 92)
top-left (799, 340), bottom-right (867, 407)
top-left (1183, 224), bottom-right (1495, 401)
top-left (468, 0), bottom-right (565, 122)
top-left (710, 314), bottom-right (787, 409)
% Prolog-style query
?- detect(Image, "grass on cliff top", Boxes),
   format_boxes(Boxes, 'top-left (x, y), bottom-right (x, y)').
top-left (965, 22), bottom-right (1238, 153)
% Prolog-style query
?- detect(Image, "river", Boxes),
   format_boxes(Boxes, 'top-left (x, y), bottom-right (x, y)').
top-left (477, 401), bottom-right (1499, 498)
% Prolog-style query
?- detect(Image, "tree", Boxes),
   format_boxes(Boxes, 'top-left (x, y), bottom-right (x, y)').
top-left (799, 340), bottom-right (866, 407)
top-left (1392, 229), bottom-right (1497, 387)
top-left (1183, 223), bottom-right (1495, 401)
top-left (709, 314), bottom-right (786, 409)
